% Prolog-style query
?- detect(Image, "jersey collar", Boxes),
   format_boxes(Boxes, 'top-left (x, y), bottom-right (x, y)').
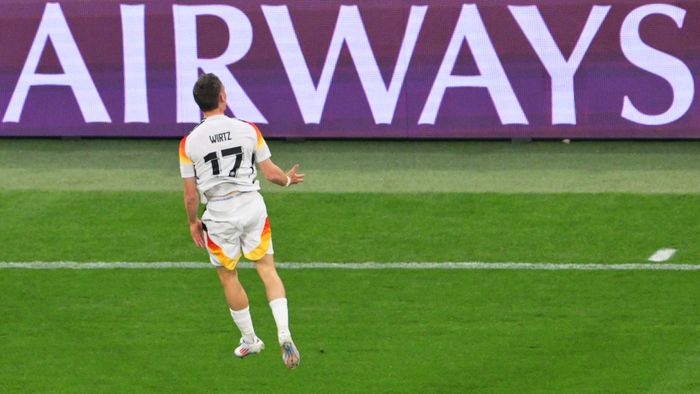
top-left (203, 114), bottom-right (227, 122)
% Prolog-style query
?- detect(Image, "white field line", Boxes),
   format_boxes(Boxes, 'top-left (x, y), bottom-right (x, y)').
top-left (1, 261), bottom-right (700, 271)
top-left (648, 248), bottom-right (677, 263)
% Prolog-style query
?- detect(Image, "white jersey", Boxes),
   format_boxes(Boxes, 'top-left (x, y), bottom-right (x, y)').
top-left (179, 115), bottom-right (271, 200)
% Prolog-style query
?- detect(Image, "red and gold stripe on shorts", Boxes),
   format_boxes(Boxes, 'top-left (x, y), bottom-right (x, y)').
top-left (244, 217), bottom-right (271, 261)
top-left (206, 236), bottom-right (240, 270)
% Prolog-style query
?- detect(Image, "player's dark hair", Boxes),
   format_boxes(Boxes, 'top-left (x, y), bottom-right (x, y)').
top-left (193, 73), bottom-right (222, 112)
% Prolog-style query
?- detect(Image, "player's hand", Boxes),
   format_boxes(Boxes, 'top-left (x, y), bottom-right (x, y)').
top-left (286, 164), bottom-right (305, 185)
top-left (189, 220), bottom-right (206, 249)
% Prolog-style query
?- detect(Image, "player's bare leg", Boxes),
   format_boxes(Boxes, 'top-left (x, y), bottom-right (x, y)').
top-left (216, 267), bottom-right (264, 358)
top-left (255, 253), bottom-right (286, 301)
top-left (255, 254), bottom-right (300, 369)
top-left (216, 266), bottom-right (249, 310)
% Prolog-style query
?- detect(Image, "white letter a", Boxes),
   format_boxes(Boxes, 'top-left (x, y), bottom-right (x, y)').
top-left (420, 5), bottom-right (527, 125)
top-left (3, 3), bottom-right (110, 123)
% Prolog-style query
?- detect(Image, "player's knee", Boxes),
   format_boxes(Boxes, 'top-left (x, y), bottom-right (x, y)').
top-left (254, 260), bottom-right (270, 272)
top-left (216, 267), bottom-right (238, 283)
top-left (256, 264), bottom-right (273, 277)
top-left (258, 266), bottom-right (282, 285)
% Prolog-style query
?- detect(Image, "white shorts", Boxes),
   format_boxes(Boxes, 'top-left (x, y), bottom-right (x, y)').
top-left (201, 191), bottom-right (273, 270)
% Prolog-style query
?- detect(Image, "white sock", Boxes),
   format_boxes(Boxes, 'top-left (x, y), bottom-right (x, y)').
top-left (269, 298), bottom-right (290, 342)
top-left (230, 307), bottom-right (256, 344)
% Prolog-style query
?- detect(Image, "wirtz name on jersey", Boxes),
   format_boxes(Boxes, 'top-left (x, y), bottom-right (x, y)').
top-left (209, 132), bottom-right (232, 144)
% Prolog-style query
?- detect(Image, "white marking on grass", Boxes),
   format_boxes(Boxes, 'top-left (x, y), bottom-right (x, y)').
top-left (648, 248), bottom-right (677, 263)
top-left (1, 261), bottom-right (700, 271)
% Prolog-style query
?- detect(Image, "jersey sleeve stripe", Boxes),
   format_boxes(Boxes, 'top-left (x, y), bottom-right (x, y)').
top-left (179, 136), bottom-right (193, 165)
top-left (245, 121), bottom-right (266, 151)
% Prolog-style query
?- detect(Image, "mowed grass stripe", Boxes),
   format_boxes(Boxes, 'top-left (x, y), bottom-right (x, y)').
top-left (1, 191), bottom-right (699, 264)
top-left (2, 139), bottom-right (700, 194)
top-left (2, 269), bottom-right (700, 392)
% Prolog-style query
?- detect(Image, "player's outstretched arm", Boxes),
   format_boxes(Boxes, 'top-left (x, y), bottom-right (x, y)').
top-left (258, 159), bottom-right (305, 187)
top-left (183, 177), bottom-right (205, 249)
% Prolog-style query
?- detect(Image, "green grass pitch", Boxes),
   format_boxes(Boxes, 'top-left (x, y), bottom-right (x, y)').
top-left (1, 139), bottom-right (700, 392)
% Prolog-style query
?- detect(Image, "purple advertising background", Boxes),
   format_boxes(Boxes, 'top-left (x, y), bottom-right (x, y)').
top-left (0, 0), bottom-right (699, 139)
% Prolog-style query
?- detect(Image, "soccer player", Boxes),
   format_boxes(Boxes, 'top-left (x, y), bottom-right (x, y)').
top-left (179, 73), bottom-right (303, 369)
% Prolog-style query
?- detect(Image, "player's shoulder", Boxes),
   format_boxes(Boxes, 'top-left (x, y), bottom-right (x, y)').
top-left (179, 118), bottom-right (210, 157)
top-left (229, 117), bottom-right (260, 134)
top-left (179, 131), bottom-right (193, 163)
top-left (227, 118), bottom-right (265, 147)
top-left (237, 119), bottom-right (266, 145)
top-left (182, 118), bottom-right (208, 142)
top-left (241, 119), bottom-right (262, 133)
top-left (179, 129), bottom-right (193, 147)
